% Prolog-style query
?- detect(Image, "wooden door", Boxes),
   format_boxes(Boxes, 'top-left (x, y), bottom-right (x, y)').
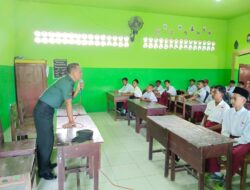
top-left (15, 60), bottom-right (47, 117)
top-left (238, 64), bottom-right (250, 86)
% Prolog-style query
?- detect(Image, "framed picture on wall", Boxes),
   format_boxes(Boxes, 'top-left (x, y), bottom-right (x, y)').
top-left (53, 59), bottom-right (67, 79)
top-left (247, 34), bottom-right (250, 43)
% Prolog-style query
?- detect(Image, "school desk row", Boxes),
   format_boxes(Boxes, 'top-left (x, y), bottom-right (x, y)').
top-left (106, 91), bottom-right (234, 190)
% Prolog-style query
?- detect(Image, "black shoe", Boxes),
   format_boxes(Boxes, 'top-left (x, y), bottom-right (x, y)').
top-left (175, 155), bottom-right (180, 162)
top-left (49, 163), bottom-right (57, 169)
top-left (39, 172), bottom-right (57, 180)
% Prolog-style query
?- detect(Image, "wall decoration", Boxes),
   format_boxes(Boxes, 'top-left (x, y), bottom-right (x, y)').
top-left (178, 25), bottom-right (183, 31)
top-left (234, 40), bottom-right (239, 49)
top-left (162, 24), bottom-right (168, 30)
top-left (190, 25), bottom-right (195, 32)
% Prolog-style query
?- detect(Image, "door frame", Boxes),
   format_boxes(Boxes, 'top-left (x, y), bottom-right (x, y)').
top-left (231, 49), bottom-right (250, 79)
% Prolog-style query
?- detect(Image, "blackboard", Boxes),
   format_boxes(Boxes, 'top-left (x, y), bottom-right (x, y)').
top-left (54, 59), bottom-right (67, 78)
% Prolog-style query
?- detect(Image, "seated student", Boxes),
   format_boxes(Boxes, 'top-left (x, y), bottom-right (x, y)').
top-left (141, 84), bottom-right (157, 102)
top-left (189, 80), bottom-right (208, 103)
top-left (206, 87), bottom-right (250, 183)
top-left (118, 77), bottom-right (133, 94)
top-left (204, 79), bottom-right (210, 93)
top-left (238, 81), bottom-right (245, 88)
top-left (153, 80), bottom-right (164, 98)
top-left (226, 80), bottom-right (236, 98)
top-left (130, 79), bottom-right (142, 98)
top-left (201, 85), bottom-right (230, 133)
top-left (205, 86), bottom-right (215, 103)
top-left (164, 80), bottom-right (177, 96)
top-left (117, 77), bottom-right (133, 115)
top-left (187, 79), bottom-right (197, 95)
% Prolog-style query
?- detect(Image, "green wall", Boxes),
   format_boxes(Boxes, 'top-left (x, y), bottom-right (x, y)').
top-left (15, 1), bottom-right (228, 69)
top-left (12, 1), bottom-right (231, 114)
top-left (0, 0), bottom-right (16, 130)
top-left (227, 13), bottom-right (250, 82)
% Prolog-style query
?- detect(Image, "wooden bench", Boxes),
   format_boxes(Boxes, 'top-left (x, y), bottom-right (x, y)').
top-left (106, 91), bottom-right (130, 120)
top-left (10, 104), bottom-right (36, 141)
top-left (127, 99), bottom-right (166, 135)
top-left (147, 115), bottom-right (234, 190)
top-left (0, 118), bottom-right (36, 190)
top-left (0, 155), bottom-right (36, 190)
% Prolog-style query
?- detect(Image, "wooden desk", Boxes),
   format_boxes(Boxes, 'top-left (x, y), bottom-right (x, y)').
top-left (0, 139), bottom-right (36, 158)
top-left (0, 155), bottom-right (36, 190)
top-left (106, 92), bottom-right (130, 120)
top-left (173, 99), bottom-right (207, 122)
top-left (127, 99), bottom-right (166, 134)
top-left (147, 115), bottom-right (234, 190)
top-left (57, 104), bottom-right (87, 117)
top-left (56, 115), bottom-right (104, 190)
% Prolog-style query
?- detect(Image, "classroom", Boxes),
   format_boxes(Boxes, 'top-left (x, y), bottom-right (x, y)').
top-left (0, 0), bottom-right (250, 190)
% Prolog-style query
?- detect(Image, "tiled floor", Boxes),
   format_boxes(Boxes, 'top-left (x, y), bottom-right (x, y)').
top-left (4, 112), bottom-right (249, 190)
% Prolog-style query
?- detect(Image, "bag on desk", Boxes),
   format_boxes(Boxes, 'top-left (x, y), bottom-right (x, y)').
top-left (71, 129), bottom-right (93, 143)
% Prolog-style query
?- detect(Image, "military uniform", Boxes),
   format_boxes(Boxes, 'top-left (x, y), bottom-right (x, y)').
top-left (33, 75), bottom-right (75, 176)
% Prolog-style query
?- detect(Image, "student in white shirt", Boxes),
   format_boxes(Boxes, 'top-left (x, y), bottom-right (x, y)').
top-left (204, 79), bottom-right (210, 93)
top-left (206, 87), bottom-right (250, 182)
top-left (205, 86), bottom-right (215, 103)
top-left (226, 80), bottom-right (236, 98)
top-left (164, 80), bottom-right (177, 96)
top-left (153, 80), bottom-right (164, 98)
top-left (118, 77), bottom-right (133, 94)
top-left (141, 84), bottom-right (157, 102)
top-left (131, 79), bottom-right (142, 98)
top-left (189, 80), bottom-right (208, 103)
top-left (117, 77), bottom-right (133, 115)
top-left (202, 85), bottom-right (230, 132)
top-left (187, 79), bottom-right (197, 95)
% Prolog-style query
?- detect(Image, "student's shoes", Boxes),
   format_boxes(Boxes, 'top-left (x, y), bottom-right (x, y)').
top-left (120, 112), bottom-right (126, 116)
top-left (208, 173), bottom-right (224, 182)
top-left (39, 172), bottom-right (57, 180)
top-left (49, 163), bottom-right (57, 169)
top-left (175, 155), bottom-right (180, 162)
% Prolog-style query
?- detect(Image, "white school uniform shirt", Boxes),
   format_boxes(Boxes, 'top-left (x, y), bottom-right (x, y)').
top-left (154, 85), bottom-right (165, 95)
top-left (166, 86), bottom-right (177, 96)
top-left (142, 91), bottom-right (157, 102)
top-left (205, 94), bottom-right (213, 103)
top-left (222, 107), bottom-right (250, 145)
top-left (204, 85), bottom-right (210, 93)
top-left (205, 100), bottom-right (230, 124)
top-left (188, 85), bottom-right (197, 95)
top-left (132, 86), bottom-right (142, 98)
top-left (226, 86), bottom-right (235, 97)
top-left (195, 87), bottom-right (207, 103)
top-left (118, 83), bottom-right (133, 93)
